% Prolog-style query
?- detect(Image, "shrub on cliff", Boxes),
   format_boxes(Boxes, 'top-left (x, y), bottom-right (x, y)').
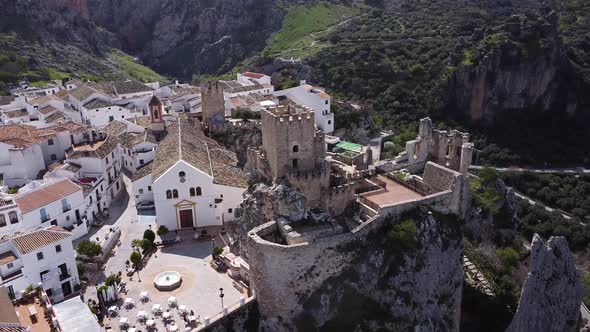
top-left (387, 219), bottom-right (418, 252)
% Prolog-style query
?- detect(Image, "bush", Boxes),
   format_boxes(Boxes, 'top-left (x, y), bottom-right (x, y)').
top-left (157, 225), bottom-right (169, 236)
top-left (479, 166), bottom-right (499, 185)
top-left (140, 239), bottom-right (152, 253)
top-left (77, 241), bottom-right (102, 262)
top-left (143, 229), bottom-right (156, 243)
top-left (130, 251), bottom-right (142, 268)
top-left (76, 261), bottom-right (85, 275)
top-left (212, 246), bottom-right (224, 257)
top-left (387, 219), bottom-right (418, 251)
top-left (496, 247), bottom-right (519, 270)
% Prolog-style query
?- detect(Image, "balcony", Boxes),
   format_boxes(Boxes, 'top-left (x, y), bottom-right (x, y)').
top-left (1, 269), bottom-right (23, 283)
top-left (62, 204), bottom-right (71, 213)
top-left (40, 214), bottom-right (51, 223)
top-left (59, 270), bottom-right (71, 281)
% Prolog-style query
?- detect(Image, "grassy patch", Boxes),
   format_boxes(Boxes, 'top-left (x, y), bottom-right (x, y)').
top-left (263, 3), bottom-right (360, 58)
top-left (108, 49), bottom-right (167, 83)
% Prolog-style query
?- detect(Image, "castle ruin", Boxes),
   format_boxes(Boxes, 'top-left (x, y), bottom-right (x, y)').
top-left (201, 80), bottom-right (225, 124)
top-left (390, 117), bottom-right (474, 174)
top-left (239, 109), bottom-right (473, 329)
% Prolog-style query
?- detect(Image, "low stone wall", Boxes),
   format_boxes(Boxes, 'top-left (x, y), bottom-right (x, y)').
top-left (199, 296), bottom-right (259, 332)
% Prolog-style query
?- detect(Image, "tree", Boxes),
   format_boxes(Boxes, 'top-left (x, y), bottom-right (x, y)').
top-left (76, 261), bottom-right (85, 276)
top-left (105, 273), bottom-right (121, 287)
top-left (77, 241), bottom-right (102, 263)
top-left (212, 246), bottom-right (224, 257)
top-left (140, 239), bottom-right (152, 253)
top-left (157, 225), bottom-right (169, 237)
top-left (130, 251), bottom-right (142, 268)
top-left (143, 229), bottom-right (156, 244)
top-left (479, 166), bottom-right (499, 185)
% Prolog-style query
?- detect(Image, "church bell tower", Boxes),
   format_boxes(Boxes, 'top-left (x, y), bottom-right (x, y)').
top-left (149, 95), bottom-right (165, 132)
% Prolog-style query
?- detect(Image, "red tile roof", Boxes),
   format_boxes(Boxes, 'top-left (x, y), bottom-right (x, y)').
top-left (39, 105), bottom-right (58, 115)
top-left (0, 251), bottom-right (17, 265)
top-left (0, 122), bottom-right (86, 148)
top-left (243, 72), bottom-right (265, 79)
top-left (14, 179), bottom-right (82, 214)
top-left (10, 227), bottom-right (71, 255)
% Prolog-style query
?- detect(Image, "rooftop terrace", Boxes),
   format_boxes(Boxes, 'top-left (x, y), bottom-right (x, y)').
top-left (360, 175), bottom-right (424, 210)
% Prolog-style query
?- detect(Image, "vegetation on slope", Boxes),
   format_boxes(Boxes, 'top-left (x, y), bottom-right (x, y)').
top-left (0, 32), bottom-right (166, 94)
top-left (306, 1), bottom-right (590, 167)
top-left (263, 3), bottom-right (361, 58)
top-left (501, 173), bottom-right (590, 219)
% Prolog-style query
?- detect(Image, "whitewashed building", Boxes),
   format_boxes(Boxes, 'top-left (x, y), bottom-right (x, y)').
top-left (11, 179), bottom-right (88, 240)
top-left (0, 226), bottom-right (79, 303)
top-left (81, 99), bottom-right (144, 127)
top-left (273, 81), bottom-right (334, 133)
top-left (132, 112), bottom-right (248, 229)
top-left (0, 122), bottom-right (89, 186)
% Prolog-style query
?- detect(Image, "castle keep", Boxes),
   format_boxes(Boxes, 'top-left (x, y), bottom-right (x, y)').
top-left (201, 80), bottom-right (225, 123)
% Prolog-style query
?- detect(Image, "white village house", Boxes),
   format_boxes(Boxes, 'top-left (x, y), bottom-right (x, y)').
top-left (0, 226), bottom-right (79, 303)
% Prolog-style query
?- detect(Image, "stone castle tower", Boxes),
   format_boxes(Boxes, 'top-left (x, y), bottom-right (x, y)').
top-left (261, 105), bottom-right (326, 180)
top-left (201, 81), bottom-right (225, 123)
top-left (149, 95), bottom-right (165, 132)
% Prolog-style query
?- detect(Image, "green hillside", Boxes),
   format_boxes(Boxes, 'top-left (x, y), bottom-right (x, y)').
top-left (0, 32), bottom-right (166, 94)
top-left (262, 3), bottom-right (362, 58)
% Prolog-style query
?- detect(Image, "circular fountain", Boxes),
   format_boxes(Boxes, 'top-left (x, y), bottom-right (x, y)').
top-left (153, 271), bottom-right (182, 291)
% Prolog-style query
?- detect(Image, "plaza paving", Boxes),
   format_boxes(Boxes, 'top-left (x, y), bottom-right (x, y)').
top-left (79, 176), bottom-right (244, 331)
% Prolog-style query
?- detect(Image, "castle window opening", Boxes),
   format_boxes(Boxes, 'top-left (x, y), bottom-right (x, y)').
top-left (446, 145), bottom-right (452, 157)
top-left (293, 145), bottom-right (299, 153)
top-left (293, 159), bottom-right (299, 169)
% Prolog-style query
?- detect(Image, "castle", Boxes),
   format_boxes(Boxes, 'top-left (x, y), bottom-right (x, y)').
top-left (242, 110), bottom-right (473, 326)
top-left (201, 80), bottom-right (225, 124)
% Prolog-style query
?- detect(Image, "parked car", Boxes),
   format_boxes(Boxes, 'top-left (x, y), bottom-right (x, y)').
top-left (137, 201), bottom-right (155, 210)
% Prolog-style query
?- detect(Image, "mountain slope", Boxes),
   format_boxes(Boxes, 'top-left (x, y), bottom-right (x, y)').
top-left (0, 0), bottom-right (166, 93)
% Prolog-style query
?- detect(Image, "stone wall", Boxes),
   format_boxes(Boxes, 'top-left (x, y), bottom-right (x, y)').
top-left (199, 296), bottom-right (259, 332)
top-left (247, 206), bottom-right (464, 331)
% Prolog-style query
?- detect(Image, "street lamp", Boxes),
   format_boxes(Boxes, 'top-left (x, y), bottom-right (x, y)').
top-left (219, 288), bottom-right (224, 309)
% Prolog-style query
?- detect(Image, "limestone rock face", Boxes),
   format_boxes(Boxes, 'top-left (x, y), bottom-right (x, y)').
top-left (87, 0), bottom-right (284, 78)
top-left (229, 182), bottom-right (306, 258)
top-left (465, 178), bottom-right (517, 244)
top-left (507, 234), bottom-right (582, 332)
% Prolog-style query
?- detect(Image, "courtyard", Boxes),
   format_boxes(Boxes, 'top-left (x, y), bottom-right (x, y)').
top-left (104, 241), bottom-right (244, 331)
top-left (78, 176), bottom-right (244, 331)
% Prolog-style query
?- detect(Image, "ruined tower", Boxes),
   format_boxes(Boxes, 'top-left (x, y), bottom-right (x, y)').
top-left (201, 81), bottom-right (225, 124)
top-left (261, 105), bottom-right (325, 180)
top-left (149, 95), bottom-right (165, 132)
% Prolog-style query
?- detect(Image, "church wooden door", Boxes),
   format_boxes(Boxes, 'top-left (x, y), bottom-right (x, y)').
top-left (179, 209), bottom-right (194, 229)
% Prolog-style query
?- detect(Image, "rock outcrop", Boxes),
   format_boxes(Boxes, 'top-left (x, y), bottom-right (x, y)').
top-left (507, 234), bottom-right (582, 332)
top-left (86, 0), bottom-right (284, 78)
top-left (229, 181), bottom-right (306, 258)
top-left (465, 177), bottom-right (518, 245)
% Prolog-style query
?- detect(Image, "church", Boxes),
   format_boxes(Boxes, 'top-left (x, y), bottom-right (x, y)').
top-left (131, 96), bottom-right (248, 230)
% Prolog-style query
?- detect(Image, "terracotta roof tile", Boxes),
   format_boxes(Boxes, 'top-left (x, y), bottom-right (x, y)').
top-left (10, 227), bottom-right (71, 255)
top-left (243, 72), bottom-right (265, 79)
top-left (151, 118), bottom-right (247, 187)
top-left (14, 179), bottom-right (82, 214)
top-left (39, 105), bottom-right (58, 115)
top-left (0, 96), bottom-right (16, 106)
top-left (3, 109), bottom-right (28, 119)
top-left (131, 161), bottom-right (153, 181)
top-left (0, 251), bottom-right (17, 265)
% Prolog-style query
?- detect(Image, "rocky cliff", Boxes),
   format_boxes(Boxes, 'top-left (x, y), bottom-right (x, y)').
top-left (229, 181), bottom-right (306, 258)
top-left (287, 209), bottom-right (464, 331)
top-left (448, 10), bottom-right (586, 124)
top-left (465, 177), bottom-right (518, 246)
top-left (86, 0), bottom-right (284, 79)
top-left (507, 234), bottom-right (582, 332)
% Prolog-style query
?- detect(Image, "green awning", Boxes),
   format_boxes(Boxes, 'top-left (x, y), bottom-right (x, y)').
top-left (336, 141), bottom-right (363, 153)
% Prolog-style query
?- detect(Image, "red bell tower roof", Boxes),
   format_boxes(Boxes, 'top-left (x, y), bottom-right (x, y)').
top-left (149, 95), bottom-right (162, 106)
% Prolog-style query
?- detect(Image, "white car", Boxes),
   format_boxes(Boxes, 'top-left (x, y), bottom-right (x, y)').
top-left (136, 201), bottom-right (155, 211)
